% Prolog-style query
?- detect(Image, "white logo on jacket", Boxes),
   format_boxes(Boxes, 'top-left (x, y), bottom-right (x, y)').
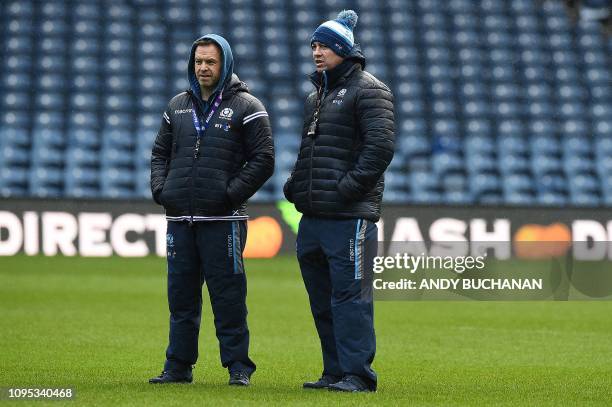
top-left (219, 108), bottom-right (233, 120)
top-left (332, 88), bottom-right (347, 105)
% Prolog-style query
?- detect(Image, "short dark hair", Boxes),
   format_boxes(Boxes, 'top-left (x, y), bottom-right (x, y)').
top-left (193, 38), bottom-right (222, 55)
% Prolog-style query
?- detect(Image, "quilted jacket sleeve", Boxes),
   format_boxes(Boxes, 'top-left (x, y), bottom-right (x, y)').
top-left (337, 83), bottom-right (395, 201)
top-left (150, 106), bottom-right (173, 205)
top-left (226, 97), bottom-right (275, 206)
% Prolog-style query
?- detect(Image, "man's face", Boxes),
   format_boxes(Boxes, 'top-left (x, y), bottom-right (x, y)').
top-left (312, 41), bottom-right (344, 73)
top-left (194, 44), bottom-right (222, 90)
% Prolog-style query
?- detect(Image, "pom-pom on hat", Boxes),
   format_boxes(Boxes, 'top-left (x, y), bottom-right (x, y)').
top-left (311, 10), bottom-right (358, 58)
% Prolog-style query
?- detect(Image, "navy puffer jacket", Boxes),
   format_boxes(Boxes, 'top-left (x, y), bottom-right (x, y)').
top-left (284, 45), bottom-right (395, 222)
top-left (151, 34), bottom-right (274, 219)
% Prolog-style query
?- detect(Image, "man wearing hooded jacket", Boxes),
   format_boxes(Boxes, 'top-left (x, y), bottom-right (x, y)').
top-left (149, 34), bottom-right (274, 386)
top-left (284, 11), bottom-right (395, 392)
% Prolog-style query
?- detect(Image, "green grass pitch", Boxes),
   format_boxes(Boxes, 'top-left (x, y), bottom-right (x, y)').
top-left (1, 255), bottom-right (611, 406)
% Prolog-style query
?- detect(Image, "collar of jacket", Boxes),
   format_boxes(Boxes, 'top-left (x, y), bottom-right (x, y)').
top-left (309, 60), bottom-right (361, 95)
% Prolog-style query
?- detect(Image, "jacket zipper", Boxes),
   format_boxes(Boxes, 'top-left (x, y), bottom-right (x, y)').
top-left (189, 137), bottom-right (200, 225)
top-left (308, 136), bottom-right (315, 211)
top-left (308, 77), bottom-right (328, 212)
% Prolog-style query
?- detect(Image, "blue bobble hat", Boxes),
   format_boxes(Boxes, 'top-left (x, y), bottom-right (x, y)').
top-left (311, 10), bottom-right (359, 58)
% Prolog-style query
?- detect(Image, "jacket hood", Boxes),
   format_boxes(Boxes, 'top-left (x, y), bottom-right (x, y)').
top-left (343, 43), bottom-right (366, 69)
top-left (188, 34), bottom-right (234, 104)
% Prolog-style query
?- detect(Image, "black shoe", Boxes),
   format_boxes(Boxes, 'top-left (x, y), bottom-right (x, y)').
top-left (328, 375), bottom-right (373, 392)
top-left (303, 375), bottom-right (341, 389)
top-left (148, 370), bottom-right (193, 384)
top-left (228, 370), bottom-right (250, 386)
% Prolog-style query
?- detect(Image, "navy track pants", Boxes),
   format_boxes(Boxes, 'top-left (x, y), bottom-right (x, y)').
top-left (297, 216), bottom-right (377, 390)
top-left (163, 220), bottom-right (256, 376)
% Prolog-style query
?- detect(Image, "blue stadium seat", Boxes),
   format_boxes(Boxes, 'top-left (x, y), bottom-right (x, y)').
top-left (1, 92), bottom-right (29, 110)
top-left (442, 173), bottom-right (467, 192)
top-left (464, 119), bottom-right (492, 138)
top-left (515, 11), bottom-right (539, 29)
top-left (564, 156), bottom-right (594, 175)
top-left (385, 171), bottom-right (409, 191)
top-left (29, 185), bottom-right (63, 198)
top-left (532, 155), bottom-right (563, 175)
top-left (555, 67), bottom-right (581, 83)
top-left (465, 155), bottom-right (497, 174)
top-left (477, 193), bottom-right (503, 205)
top-left (569, 193), bottom-right (601, 207)
top-left (411, 191), bottom-right (442, 205)
top-left (498, 120), bottom-right (525, 138)
top-left (34, 128), bottom-right (65, 148)
top-left (568, 174), bottom-right (600, 194)
top-left (561, 119), bottom-right (590, 137)
top-left (1, 145), bottom-right (29, 166)
top-left (68, 129), bottom-right (100, 150)
top-left (65, 165), bottom-right (99, 187)
top-left (526, 101), bottom-right (556, 119)
top-left (0, 166), bottom-right (29, 187)
top-left (531, 136), bottom-right (561, 155)
top-left (459, 80), bottom-right (489, 101)
top-left (432, 99), bottom-right (456, 116)
top-left (41, 37), bottom-right (66, 55)
top-left (4, 18), bottom-right (33, 36)
top-left (523, 65), bottom-right (551, 82)
top-left (28, 165), bottom-right (63, 198)
top-left (505, 191), bottom-right (535, 205)
top-left (498, 135), bottom-right (528, 155)
top-left (105, 94), bottom-right (133, 111)
top-left (104, 129), bottom-right (135, 149)
top-left (0, 128), bottom-right (30, 148)
top-left (536, 192), bottom-right (567, 206)
top-left (563, 136), bottom-right (592, 156)
top-left (5, 36), bottom-right (32, 55)
top-left (470, 173), bottom-right (501, 196)
top-left (70, 93), bottom-right (99, 111)
top-left (136, 142), bottom-right (153, 168)
top-left (499, 154), bottom-right (529, 174)
top-left (1, 110), bottom-right (30, 128)
top-left (491, 65), bottom-right (516, 82)
top-left (536, 173), bottom-right (567, 194)
top-left (399, 99), bottom-right (425, 117)
top-left (455, 32), bottom-right (482, 49)
top-left (36, 93), bottom-right (64, 110)
top-left (432, 152), bottom-right (463, 175)
top-left (503, 174), bottom-right (533, 193)
top-left (495, 101), bottom-right (525, 118)
top-left (65, 185), bottom-right (100, 198)
top-left (2, 72), bottom-right (32, 91)
top-left (411, 171), bottom-right (439, 192)
top-left (444, 191), bottom-right (473, 204)
top-left (593, 118), bottom-right (611, 137)
top-left (527, 83), bottom-right (554, 101)
top-left (464, 135), bottom-right (495, 155)
top-left (100, 166), bottom-right (134, 187)
top-left (31, 145), bottom-right (64, 167)
top-left (101, 148), bottom-right (133, 168)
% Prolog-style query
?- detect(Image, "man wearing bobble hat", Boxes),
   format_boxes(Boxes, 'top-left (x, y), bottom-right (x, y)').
top-left (284, 10), bottom-right (395, 393)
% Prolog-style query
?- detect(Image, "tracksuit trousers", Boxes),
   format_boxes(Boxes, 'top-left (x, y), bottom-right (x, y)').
top-left (296, 216), bottom-right (378, 390)
top-left (163, 220), bottom-right (256, 376)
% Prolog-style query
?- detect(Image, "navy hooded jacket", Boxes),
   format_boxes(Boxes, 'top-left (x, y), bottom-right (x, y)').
top-left (150, 34), bottom-right (274, 220)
